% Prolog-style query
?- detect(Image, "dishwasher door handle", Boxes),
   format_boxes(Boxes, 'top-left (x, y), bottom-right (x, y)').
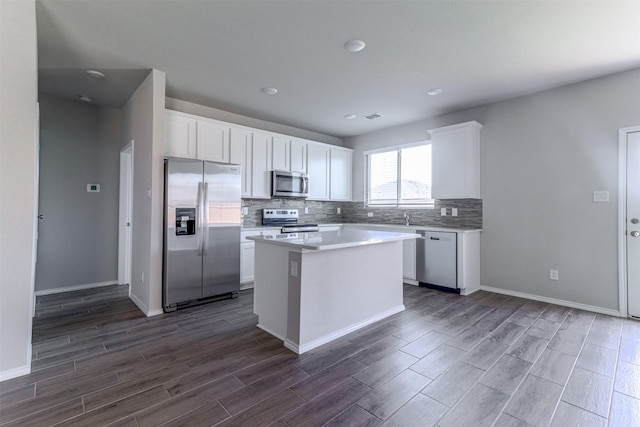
top-left (430, 237), bottom-right (440, 240)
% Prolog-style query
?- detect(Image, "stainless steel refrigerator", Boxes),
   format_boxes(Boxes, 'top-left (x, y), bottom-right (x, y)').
top-left (163, 157), bottom-right (241, 312)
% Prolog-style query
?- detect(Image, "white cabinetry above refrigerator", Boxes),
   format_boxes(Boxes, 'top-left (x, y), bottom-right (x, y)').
top-left (165, 110), bottom-right (353, 201)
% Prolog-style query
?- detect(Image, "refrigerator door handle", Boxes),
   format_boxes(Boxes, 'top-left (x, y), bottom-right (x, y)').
top-left (203, 182), bottom-right (210, 256)
top-left (197, 181), bottom-right (204, 256)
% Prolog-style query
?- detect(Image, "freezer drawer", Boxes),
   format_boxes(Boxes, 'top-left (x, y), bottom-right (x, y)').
top-left (416, 231), bottom-right (457, 290)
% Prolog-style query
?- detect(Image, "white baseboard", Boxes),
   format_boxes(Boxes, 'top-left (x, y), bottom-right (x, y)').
top-left (257, 323), bottom-right (286, 342)
top-left (480, 285), bottom-right (622, 317)
top-left (35, 280), bottom-right (118, 296)
top-left (128, 292), bottom-right (163, 317)
top-left (0, 364), bottom-right (31, 382)
top-left (284, 304), bottom-right (406, 354)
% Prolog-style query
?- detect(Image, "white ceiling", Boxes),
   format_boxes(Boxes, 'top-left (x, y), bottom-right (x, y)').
top-left (36, 0), bottom-right (640, 138)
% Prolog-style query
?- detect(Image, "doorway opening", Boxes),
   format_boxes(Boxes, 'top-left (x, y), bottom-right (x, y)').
top-left (618, 126), bottom-right (640, 318)
top-left (118, 141), bottom-right (133, 293)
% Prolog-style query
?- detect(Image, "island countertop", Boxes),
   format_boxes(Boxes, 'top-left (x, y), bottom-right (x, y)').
top-left (246, 229), bottom-right (419, 251)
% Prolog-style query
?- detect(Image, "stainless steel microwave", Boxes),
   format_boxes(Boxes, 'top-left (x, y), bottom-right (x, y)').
top-left (272, 170), bottom-right (309, 198)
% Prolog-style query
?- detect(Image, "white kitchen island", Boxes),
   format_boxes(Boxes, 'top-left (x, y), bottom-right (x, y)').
top-left (247, 229), bottom-right (419, 354)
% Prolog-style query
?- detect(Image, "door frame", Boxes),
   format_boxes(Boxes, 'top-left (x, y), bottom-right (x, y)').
top-left (618, 125), bottom-right (640, 317)
top-left (118, 140), bottom-right (134, 289)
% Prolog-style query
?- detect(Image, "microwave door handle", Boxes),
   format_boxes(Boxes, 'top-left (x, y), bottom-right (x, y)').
top-left (302, 176), bottom-right (307, 194)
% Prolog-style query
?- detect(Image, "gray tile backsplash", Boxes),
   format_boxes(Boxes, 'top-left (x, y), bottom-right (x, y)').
top-left (242, 199), bottom-right (343, 227)
top-left (341, 199), bottom-right (483, 229)
top-left (242, 198), bottom-right (482, 229)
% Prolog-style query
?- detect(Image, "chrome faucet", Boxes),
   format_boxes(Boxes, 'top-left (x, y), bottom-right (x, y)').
top-left (404, 213), bottom-right (410, 226)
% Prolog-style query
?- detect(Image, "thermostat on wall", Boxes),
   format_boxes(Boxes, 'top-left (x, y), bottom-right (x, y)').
top-left (87, 184), bottom-right (100, 192)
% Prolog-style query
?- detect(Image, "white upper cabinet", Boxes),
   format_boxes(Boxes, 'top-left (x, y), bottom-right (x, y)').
top-left (165, 111), bottom-right (196, 159)
top-left (307, 143), bottom-right (330, 200)
top-left (252, 132), bottom-right (273, 199)
top-left (290, 139), bottom-right (307, 173)
top-left (271, 135), bottom-right (291, 171)
top-left (329, 148), bottom-right (352, 201)
top-left (229, 127), bottom-right (253, 197)
top-left (165, 109), bottom-right (353, 201)
top-left (197, 120), bottom-right (230, 163)
top-left (428, 121), bottom-right (482, 199)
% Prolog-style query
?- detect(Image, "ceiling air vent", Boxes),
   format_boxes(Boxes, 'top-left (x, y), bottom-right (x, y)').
top-left (364, 113), bottom-right (383, 120)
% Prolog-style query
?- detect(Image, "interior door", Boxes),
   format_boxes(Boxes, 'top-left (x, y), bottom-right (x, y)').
top-left (627, 131), bottom-right (640, 317)
top-left (202, 161), bottom-right (241, 298)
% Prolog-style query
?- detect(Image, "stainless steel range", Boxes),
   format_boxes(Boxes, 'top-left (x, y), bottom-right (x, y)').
top-left (261, 209), bottom-right (319, 233)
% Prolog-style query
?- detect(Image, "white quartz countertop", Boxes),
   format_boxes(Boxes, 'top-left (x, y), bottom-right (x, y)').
top-left (247, 229), bottom-right (419, 251)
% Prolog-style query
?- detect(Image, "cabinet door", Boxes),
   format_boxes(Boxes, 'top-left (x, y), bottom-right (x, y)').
top-left (230, 127), bottom-right (253, 197)
top-left (290, 139), bottom-right (307, 173)
top-left (307, 144), bottom-right (330, 200)
top-left (429, 121), bottom-right (481, 199)
top-left (241, 243), bottom-right (255, 283)
top-left (272, 136), bottom-right (290, 171)
top-left (402, 239), bottom-right (416, 280)
top-left (165, 111), bottom-right (196, 158)
top-left (329, 149), bottom-right (352, 201)
top-left (197, 120), bottom-right (230, 163)
top-left (252, 132), bottom-right (272, 198)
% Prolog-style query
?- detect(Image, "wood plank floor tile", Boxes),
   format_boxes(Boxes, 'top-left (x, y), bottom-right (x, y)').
top-left (282, 378), bottom-right (372, 427)
top-left (437, 383), bottom-right (510, 427)
top-left (219, 365), bottom-right (309, 415)
top-left (357, 369), bottom-right (430, 420)
top-left (134, 375), bottom-right (244, 426)
top-left (422, 361), bottom-right (484, 407)
top-left (2, 397), bottom-right (83, 427)
top-left (504, 374), bottom-right (563, 426)
top-left (159, 400), bottom-right (229, 427)
top-left (215, 389), bottom-right (304, 427)
top-left (324, 404), bottom-right (382, 427)
top-left (63, 385), bottom-right (170, 426)
top-left (380, 393), bottom-right (447, 427)
top-left (0, 383), bottom-right (35, 407)
top-left (290, 357), bottom-right (367, 401)
top-left (353, 350), bottom-right (417, 389)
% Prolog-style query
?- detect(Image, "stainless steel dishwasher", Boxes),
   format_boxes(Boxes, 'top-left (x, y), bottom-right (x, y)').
top-left (416, 231), bottom-right (458, 293)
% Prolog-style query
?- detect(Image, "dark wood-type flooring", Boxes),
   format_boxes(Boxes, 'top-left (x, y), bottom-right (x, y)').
top-left (1, 284), bottom-right (640, 426)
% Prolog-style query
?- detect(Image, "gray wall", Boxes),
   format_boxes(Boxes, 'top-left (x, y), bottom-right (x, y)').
top-left (35, 95), bottom-right (122, 292)
top-left (0, 0), bottom-right (38, 379)
top-left (345, 68), bottom-right (640, 312)
top-left (122, 70), bottom-right (166, 316)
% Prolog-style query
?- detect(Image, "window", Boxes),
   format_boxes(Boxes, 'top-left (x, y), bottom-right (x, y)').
top-left (364, 142), bottom-right (433, 207)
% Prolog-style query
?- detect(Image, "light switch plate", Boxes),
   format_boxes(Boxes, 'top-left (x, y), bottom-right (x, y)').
top-left (337, 207), bottom-right (341, 214)
top-left (593, 191), bottom-right (609, 202)
top-left (87, 184), bottom-right (100, 192)
top-left (440, 208), bottom-right (447, 216)
top-left (452, 208), bottom-right (458, 217)
top-left (241, 207), bottom-right (248, 215)
top-left (367, 212), bottom-right (373, 217)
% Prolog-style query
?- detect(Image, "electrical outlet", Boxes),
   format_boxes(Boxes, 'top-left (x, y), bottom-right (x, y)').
top-left (290, 261), bottom-right (299, 278)
top-left (367, 212), bottom-right (373, 217)
top-left (241, 207), bottom-right (248, 215)
top-left (140, 271), bottom-right (144, 283)
top-left (304, 207), bottom-right (309, 214)
top-left (440, 208), bottom-right (447, 216)
top-left (337, 207), bottom-right (341, 214)
top-left (452, 208), bottom-right (458, 217)
top-left (550, 269), bottom-right (559, 281)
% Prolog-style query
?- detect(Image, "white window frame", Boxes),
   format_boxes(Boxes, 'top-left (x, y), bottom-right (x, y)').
top-left (364, 141), bottom-right (434, 208)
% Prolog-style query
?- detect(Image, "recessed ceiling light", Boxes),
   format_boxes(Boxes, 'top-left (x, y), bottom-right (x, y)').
top-left (427, 88), bottom-right (443, 96)
top-left (344, 39), bottom-right (366, 53)
top-left (78, 95), bottom-right (93, 103)
top-left (344, 114), bottom-right (357, 120)
top-left (86, 69), bottom-right (106, 80)
top-left (261, 87), bottom-right (278, 95)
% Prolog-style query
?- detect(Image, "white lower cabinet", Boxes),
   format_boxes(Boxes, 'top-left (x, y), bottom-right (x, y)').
top-left (402, 238), bottom-right (416, 281)
top-left (240, 229), bottom-right (280, 288)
